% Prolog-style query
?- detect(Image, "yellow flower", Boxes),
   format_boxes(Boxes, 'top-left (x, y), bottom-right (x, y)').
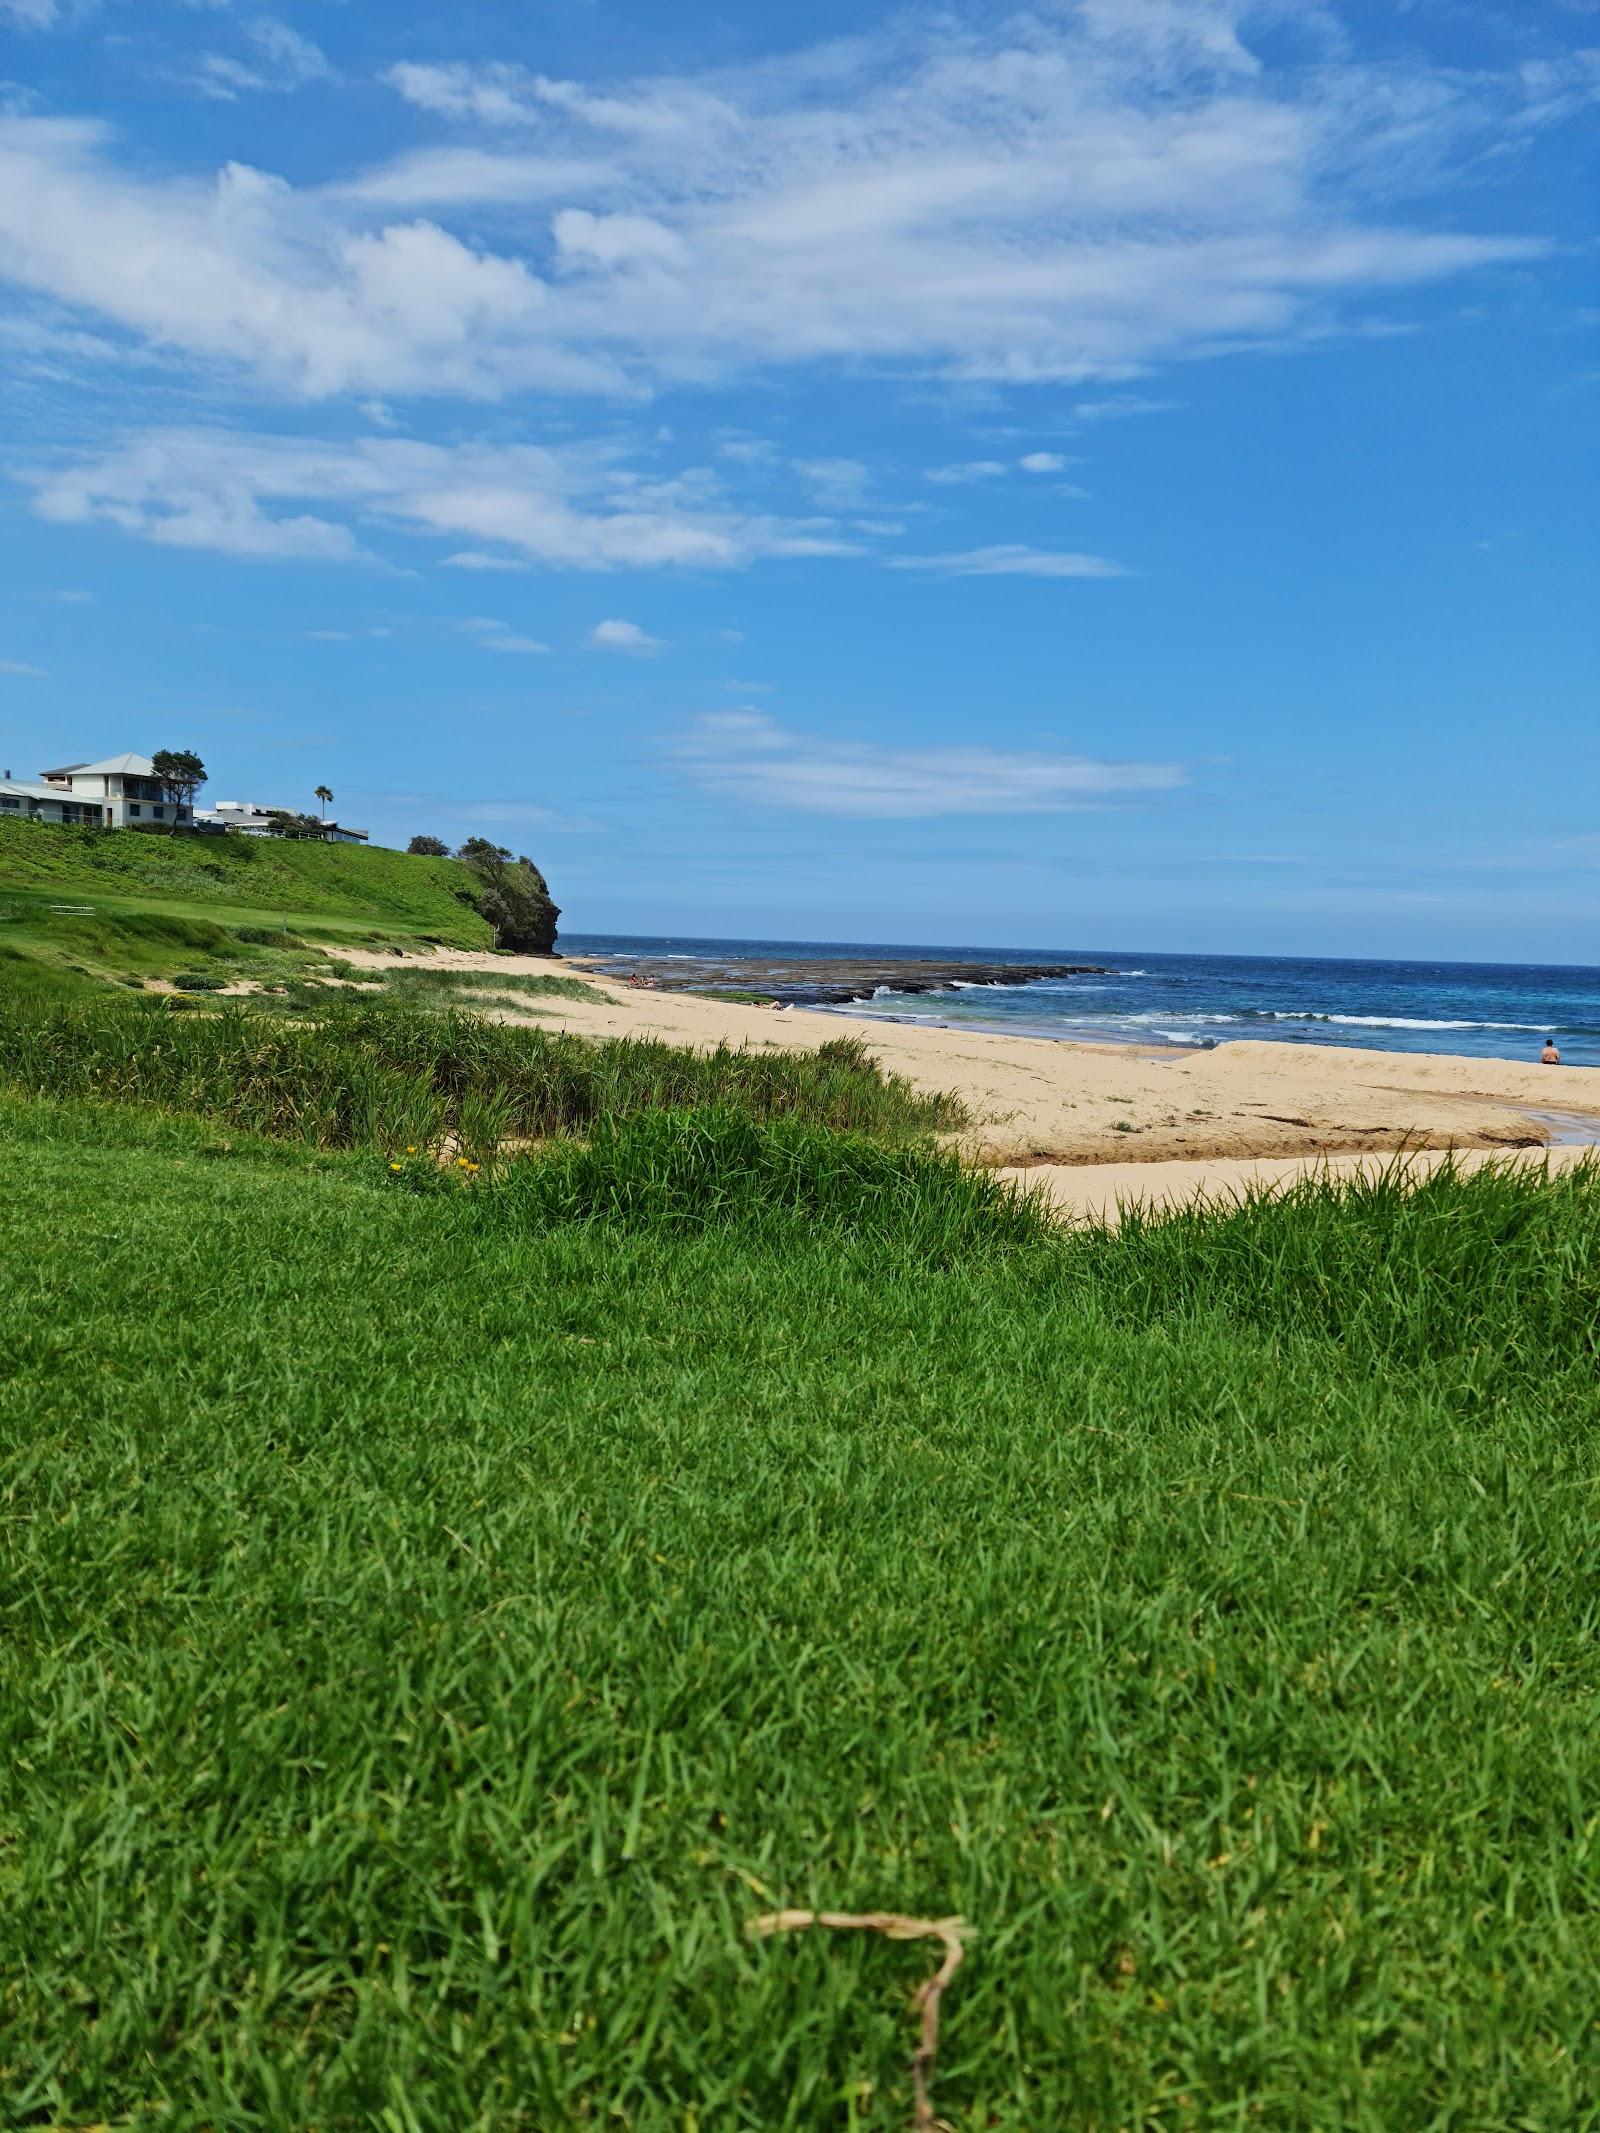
top-left (406, 1145), bottom-right (418, 1154)
top-left (389, 1162), bottom-right (402, 1172)
top-left (457, 1156), bottom-right (471, 1167)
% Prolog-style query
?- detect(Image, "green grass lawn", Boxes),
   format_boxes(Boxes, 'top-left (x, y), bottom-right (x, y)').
top-left (4, 1082), bottom-right (1599, 2129)
top-left (0, 818), bottom-right (494, 943)
top-left (0, 819), bottom-right (497, 995)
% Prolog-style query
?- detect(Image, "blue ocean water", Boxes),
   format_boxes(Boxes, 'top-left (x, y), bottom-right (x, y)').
top-left (560, 933), bottom-right (1600, 1069)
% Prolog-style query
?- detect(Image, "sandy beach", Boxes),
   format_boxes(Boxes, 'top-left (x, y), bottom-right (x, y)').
top-left (338, 945), bottom-right (1600, 1195)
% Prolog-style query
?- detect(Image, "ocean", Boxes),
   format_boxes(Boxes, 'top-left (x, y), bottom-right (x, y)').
top-left (559, 934), bottom-right (1600, 1069)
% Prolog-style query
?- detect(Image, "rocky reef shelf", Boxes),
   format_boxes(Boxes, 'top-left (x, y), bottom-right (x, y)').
top-left (591, 954), bottom-right (1111, 1008)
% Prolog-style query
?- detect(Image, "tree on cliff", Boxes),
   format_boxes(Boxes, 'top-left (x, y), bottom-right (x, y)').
top-left (407, 834), bottom-right (449, 857)
top-left (455, 838), bottom-right (559, 954)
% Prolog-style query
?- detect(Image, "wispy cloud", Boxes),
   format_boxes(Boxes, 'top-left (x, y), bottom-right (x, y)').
top-left (0, 12), bottom-right (1566, 402)
top-left (588, 617), bottom-right (662, 653)
top-left (460, 615), bottom-right (549, 654)
top-left (925, 461), bottom-right (1008, 485)
top-left (793, 457), bottom-right (870, 508)
top-left (927, 452), bottom-right (1076, 482)
top-left (1072, 396), bottom-right (1182, 422)
top-left (0, 657), bottom-right (46, 676)
top-left (182, 19), bottom-right (332, 103)
top-left (19, 428), bottom-right (862, 572)
top-left (679, 710), bottom-right (1183, 817)
top-left (889, 544), bottom-right (1126, 579)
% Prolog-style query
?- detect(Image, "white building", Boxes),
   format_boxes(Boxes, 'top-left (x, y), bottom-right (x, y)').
top-left (0, 774), bottom-right (109, 827)
top-left (0, 755), bottom-right (369, 842)
top-left (35, 754), bottom-right (194, 829)
top-left (195, 800), bottom-right (368, 844)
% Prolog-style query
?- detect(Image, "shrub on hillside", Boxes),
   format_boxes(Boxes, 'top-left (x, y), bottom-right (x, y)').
top-left (454, 838), bottom-right (560, 954)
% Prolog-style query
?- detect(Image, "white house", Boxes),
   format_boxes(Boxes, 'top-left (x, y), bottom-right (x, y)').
top-left (0, 774), bottom-right (110, 827)
top-left (36, 754), bottom-right (194, 829)
top-left (0, 754), bottom-right (370, 842)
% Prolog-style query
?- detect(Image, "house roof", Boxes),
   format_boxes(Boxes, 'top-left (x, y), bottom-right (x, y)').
top-left (38, 763), bottom-right (88, 778)
top-left (2, 779), bottom-right (91, 802)
top-left (70, 753), bottom-right (158, 777)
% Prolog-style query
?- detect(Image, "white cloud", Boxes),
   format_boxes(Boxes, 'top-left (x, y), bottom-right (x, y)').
top-left (0, 657), bottom-right (46, 675)
top-left (384, 61), bottom-right (735, 141)
top-left (552, 208), bottom-right (685, 269)
top-left (0, 118), bottom-right (622, 399)
top-left (793, 457), bottom-right (870, 508)
top-left (0, 14), bottom-right (1563, 404)
top-left (184, 18), bottom-right (331, 103)
top-left (0, 0), bottom-right (61, 25)
top-left (588, 617), bottom-right (662, 653)
top-left (19, 426), bottom-right (858, 572)
top-left (479, 634), bottom-right (550, 654)
top-left (1072, 395), bottom-right (1182, 421)
top-left (334, 148), bottom-right (612, 210)
top-left (34, 446), bottom-right (365, 557)
top-left (716, 436), bottom-right (778, 466)
top-left (925, 461), bottom-right (1008, 485)
top-left (1019, 451), bottom-right (1069, 472)
top-left (679, 710), bottom-right (1183, 817)
top-left (890, 544), bottom-right (1126, 578)
top-left (383, 61), bottom-right (534, 128)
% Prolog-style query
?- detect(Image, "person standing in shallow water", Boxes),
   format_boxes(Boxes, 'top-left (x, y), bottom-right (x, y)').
top-left (1541, 1036), bottom-right (1562, 1065)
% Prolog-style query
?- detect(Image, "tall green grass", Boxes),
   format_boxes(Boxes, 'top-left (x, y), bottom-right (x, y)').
top-left (3, 1091), bottom-right (1600, 2128)
top-left (484, 1107), bottom-right (1039, 1254)
top-left (0, 991), bottom-right (963, 1152)
top-left (1099, 1155), bottom-right (1600, 1391)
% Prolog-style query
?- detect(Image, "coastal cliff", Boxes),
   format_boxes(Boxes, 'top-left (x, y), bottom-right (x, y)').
top-left (453, 840), bottom-right (561, 954)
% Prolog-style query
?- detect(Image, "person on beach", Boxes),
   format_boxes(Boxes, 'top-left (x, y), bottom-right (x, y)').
top-left (1541, 1036), bottom-right (1562, 1065)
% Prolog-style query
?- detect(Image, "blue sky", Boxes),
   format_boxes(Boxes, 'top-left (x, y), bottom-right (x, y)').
top-left (0, 0), bottom-right (1595, 959)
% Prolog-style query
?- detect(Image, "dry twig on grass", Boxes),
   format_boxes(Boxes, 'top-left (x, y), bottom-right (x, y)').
top-left (748, 1908), bottom-right (970, 2132)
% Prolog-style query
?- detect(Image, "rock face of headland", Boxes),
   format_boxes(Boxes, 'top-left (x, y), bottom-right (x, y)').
top-left (595, 953), bottom-right (1109, 1007)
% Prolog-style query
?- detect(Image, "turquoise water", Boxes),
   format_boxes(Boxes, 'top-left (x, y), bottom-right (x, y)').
top-left (561, 934), bottom-right (1600, 1069)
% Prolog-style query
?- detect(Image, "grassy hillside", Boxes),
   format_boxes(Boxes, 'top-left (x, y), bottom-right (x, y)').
top-left (2, 1055), bottom-right (1599, 2126)
top-left (0, 817), bottom-right (495, 948)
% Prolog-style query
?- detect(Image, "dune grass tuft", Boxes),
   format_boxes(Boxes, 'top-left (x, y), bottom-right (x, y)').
top-left (0, 990), bottom-right (964, 1152)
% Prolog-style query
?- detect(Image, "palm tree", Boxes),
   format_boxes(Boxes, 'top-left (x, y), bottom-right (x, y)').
top-left (314, 785), bottom-right (333, 822)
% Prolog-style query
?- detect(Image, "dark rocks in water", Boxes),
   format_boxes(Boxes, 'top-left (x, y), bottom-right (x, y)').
top-left (597, 955), bottom-right (1109, 1007)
